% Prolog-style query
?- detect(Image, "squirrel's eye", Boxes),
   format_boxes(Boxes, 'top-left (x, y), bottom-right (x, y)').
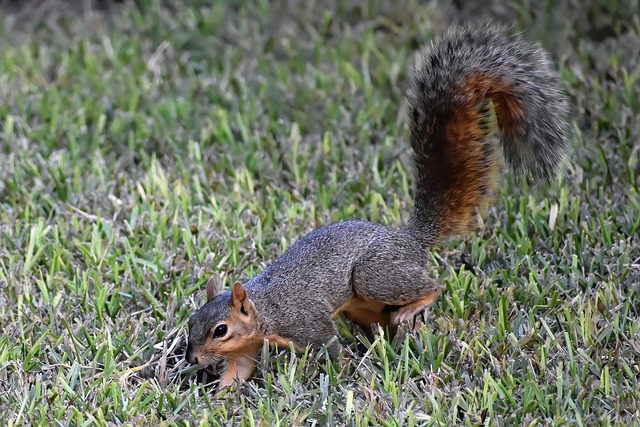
top-left (213, 324), bottom-right (228, 338)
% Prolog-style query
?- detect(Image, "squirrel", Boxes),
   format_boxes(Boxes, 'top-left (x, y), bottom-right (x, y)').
top-left (185, 23), bottom-right (570, 390)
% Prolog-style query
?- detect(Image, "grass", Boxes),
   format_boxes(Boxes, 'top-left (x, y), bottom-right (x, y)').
top-left (0, 0), bottom-right (639, 425)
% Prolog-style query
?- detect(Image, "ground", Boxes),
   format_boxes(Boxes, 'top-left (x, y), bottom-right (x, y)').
top-left (0, 0), bottom-right (639, 425)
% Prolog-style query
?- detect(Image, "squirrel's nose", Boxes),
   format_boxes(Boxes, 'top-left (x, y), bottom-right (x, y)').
top-left (185, 344), bottom-right (198, 365)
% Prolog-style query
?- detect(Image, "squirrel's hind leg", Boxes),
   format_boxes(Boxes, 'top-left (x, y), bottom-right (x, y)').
top-left (352, 241), bottom-right (441, 331)
top-left (388, 292), bottom-right (440, 330)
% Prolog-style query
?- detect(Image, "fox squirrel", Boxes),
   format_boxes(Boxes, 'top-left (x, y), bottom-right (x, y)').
top-left (185, 23), bottom-right (570, 389)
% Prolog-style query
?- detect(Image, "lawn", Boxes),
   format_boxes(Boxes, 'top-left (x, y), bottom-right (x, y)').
top-left (0, 0), bottom-right (639, 425)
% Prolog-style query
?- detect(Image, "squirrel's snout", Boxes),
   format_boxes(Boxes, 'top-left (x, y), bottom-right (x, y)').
top-left (185, 343), bottom-right (198, 365)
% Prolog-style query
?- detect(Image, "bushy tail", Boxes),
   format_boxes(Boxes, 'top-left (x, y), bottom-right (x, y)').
top-left (403, 23), bottom-right (570, 247)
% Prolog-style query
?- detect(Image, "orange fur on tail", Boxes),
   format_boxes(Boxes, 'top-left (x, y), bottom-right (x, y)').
top-left (404, 24), bottom-right (569, 247)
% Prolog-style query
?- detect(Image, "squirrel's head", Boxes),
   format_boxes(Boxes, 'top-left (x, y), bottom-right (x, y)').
top-left (185, 277), bottom-right (261, 366)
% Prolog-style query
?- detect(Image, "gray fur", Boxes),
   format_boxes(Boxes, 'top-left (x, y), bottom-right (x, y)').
top-left (186, 23), bottom-right (570, 365)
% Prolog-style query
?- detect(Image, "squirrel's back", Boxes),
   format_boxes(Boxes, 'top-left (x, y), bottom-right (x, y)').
top-left (404, 23), bottom-right (570, 247)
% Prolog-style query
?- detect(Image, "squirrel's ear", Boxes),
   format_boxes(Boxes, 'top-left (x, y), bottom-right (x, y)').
top-left (231, 281), bottom-right (254, 317)
top-left (231, 281), bottom-right (247, 305)
top-left (205, 276), bottom-right (222, 302)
